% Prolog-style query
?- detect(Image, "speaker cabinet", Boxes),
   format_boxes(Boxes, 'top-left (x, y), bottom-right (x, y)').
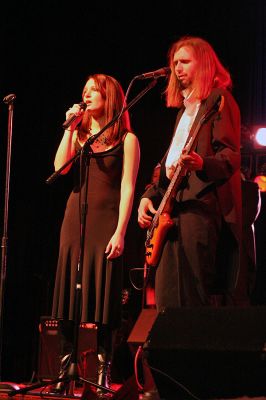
top-left (127, 309), bottom-right (158, 393)
top-left (127, 308), bottom-right (157, 353)
top-left (144, 306), bottom-right (266, 399)
top-left (38, 317), bottom-right (97, 382)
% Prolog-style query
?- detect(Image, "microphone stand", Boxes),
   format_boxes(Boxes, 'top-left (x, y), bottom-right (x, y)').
top-left (8, 77), bottom-right (158, 398)
top-left (0, 94), bottom-right (16, 381)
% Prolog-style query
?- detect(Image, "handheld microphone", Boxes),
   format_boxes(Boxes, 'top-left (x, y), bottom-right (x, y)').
top-left (3, 93), bottom-right (16, 104)
top-left (135, 67), bottom-right (171, 80)
top-left (62, 102), bottom-right (87, 130)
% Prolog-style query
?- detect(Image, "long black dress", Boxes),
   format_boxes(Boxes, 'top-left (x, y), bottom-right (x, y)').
top-left (52, 140), bottom-right (124, 329)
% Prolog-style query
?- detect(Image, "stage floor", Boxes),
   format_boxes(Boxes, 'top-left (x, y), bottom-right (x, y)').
top-left (0, 380), bottom-right (135, 400)
top-left (1, 382), bottom-right (266, 400)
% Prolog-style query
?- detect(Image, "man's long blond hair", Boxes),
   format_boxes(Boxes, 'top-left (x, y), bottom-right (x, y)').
top-left (165, 36), bottom-right (232, 108)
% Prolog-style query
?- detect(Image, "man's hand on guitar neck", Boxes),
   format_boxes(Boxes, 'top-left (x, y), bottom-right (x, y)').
top-left (138, 198), bottom-right (157, 228)
top-left (179, 149), bottom-right (203, 171)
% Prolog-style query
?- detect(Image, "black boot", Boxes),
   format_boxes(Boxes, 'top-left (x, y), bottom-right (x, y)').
top-left (96, 353), bottom-right (112, 399)
top-left (50, 353), bottom-right (71, 394)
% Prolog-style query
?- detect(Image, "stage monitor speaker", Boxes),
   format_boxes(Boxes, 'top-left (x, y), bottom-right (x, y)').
top-left (127, 308), bottom-right (157, 354)
top-left (144, 306), bottom-right (266, 399)
top-left (127, 308), bottom-right (158, 393)
top-left (38, 317), bottom-right (97, 382)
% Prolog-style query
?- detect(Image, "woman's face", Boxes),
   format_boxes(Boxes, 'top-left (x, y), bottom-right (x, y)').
top-left (83, 78), bottom-right (105, 116)
top-left (173, 46), bottom-right (198, 90)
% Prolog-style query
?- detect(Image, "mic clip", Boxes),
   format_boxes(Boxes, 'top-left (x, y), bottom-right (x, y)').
top-left (3, 94), bottom-right (16, 104)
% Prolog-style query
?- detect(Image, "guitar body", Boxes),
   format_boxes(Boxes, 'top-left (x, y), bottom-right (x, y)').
top-left (145, 212), bottom-right (174, 267)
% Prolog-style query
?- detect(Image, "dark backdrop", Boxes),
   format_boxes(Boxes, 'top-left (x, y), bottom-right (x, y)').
top-left (0, 0), bottom-right (265, 383)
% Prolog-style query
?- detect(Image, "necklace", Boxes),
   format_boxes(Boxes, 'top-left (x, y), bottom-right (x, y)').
top-left (88, 128), bottom-right (112, 148)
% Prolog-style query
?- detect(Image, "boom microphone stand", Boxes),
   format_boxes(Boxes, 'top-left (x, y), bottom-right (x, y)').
top-left (0, 94), bottom-right (16, 381)
top-left (8, 78), bottom-right (158, 398)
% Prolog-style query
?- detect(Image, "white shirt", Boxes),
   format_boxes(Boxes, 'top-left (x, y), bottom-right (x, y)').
top-left (165, 90), bottom-right (201, 179)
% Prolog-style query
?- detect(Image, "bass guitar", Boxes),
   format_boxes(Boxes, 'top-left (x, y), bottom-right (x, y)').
top-left (145, 95), bottom-right (224, 267)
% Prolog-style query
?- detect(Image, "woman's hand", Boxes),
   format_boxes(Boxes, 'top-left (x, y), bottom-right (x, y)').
top-left (65, 103), bottom-right (86, 131)
top-left (138, 198), bottom-right (157, 228)
top-left (105, 232), bottom-right (124, 260)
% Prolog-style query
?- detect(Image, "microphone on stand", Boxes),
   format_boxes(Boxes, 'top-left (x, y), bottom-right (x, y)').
top-left (62, 102), bottom-right (87, 130)
top-left (135, 67), bottom-right (171, 80)
top-left (3, 94), bottom-right (16, 104)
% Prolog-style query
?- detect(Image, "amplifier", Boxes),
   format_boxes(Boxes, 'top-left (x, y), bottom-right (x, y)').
top-left (37, 317), bottom-right (97, 382)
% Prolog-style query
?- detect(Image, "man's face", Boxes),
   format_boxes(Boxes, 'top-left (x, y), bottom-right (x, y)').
top-left (173, 46), bottom-right (198, 90)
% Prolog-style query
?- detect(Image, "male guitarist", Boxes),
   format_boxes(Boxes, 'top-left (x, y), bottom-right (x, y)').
top-left (138, 35), bottom-right (242, 315)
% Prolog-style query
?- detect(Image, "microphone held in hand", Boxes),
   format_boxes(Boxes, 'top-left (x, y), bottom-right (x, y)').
top-left (62, 102), bottom-right (87, 130)
top-left (135, 67), bottom-right (171, 80)
top-left (3, 93), bottom-right (16, 104)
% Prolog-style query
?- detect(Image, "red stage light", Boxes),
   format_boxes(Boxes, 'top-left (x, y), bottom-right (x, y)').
top-left (254, 160), bottom-right (266, 192)
top-left (254, 175), bottom-right (266, 192)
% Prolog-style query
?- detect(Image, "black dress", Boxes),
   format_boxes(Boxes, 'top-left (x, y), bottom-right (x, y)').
top-left (52, 140), bottom-right (124, 329)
